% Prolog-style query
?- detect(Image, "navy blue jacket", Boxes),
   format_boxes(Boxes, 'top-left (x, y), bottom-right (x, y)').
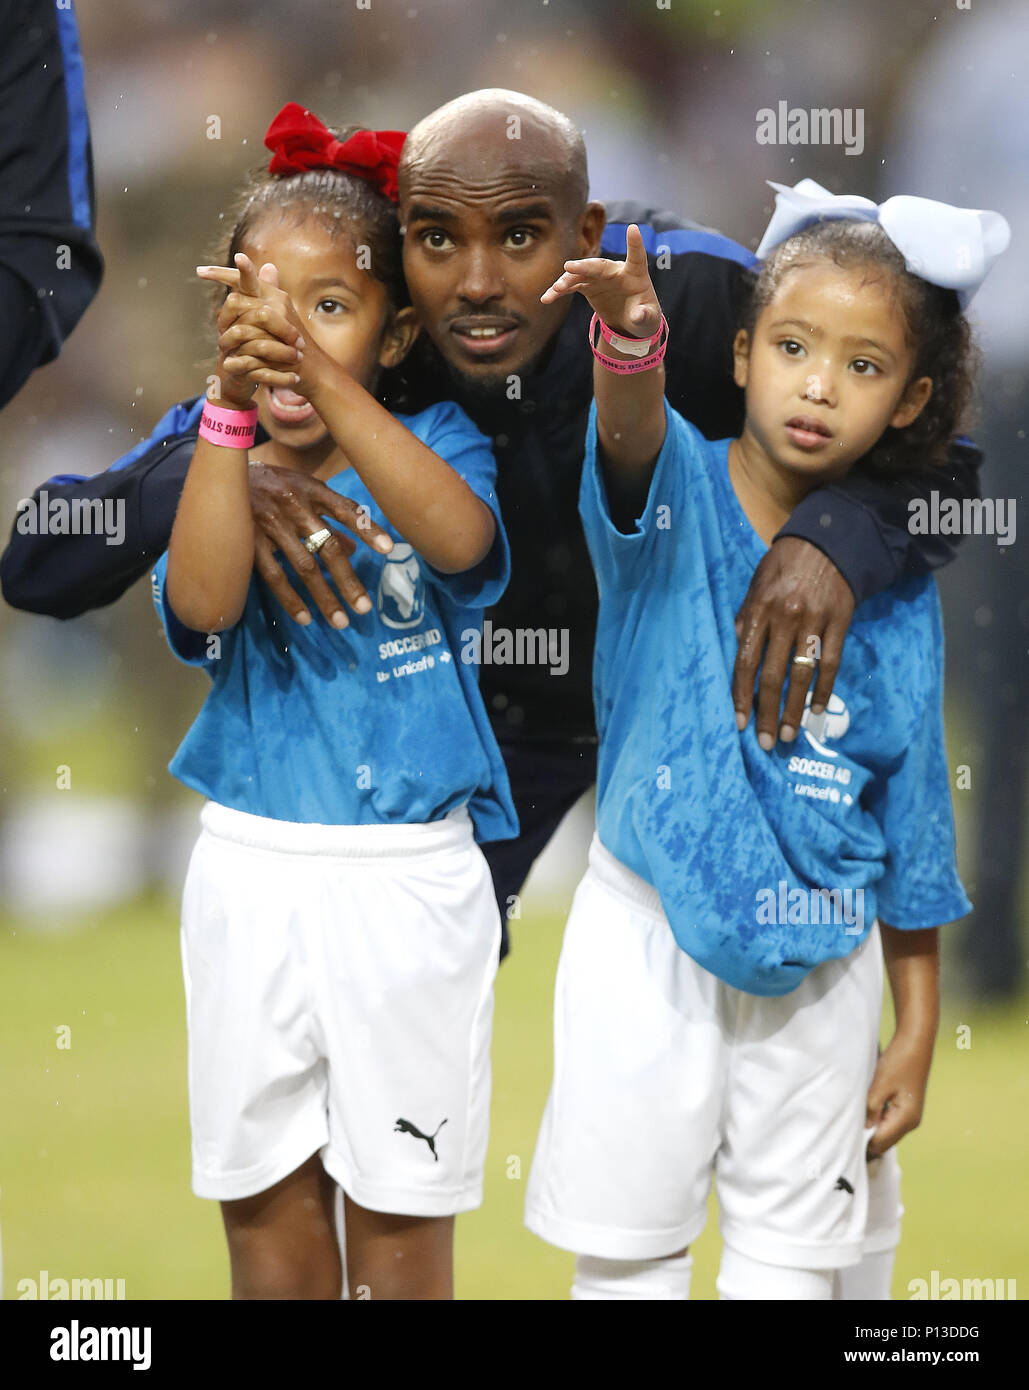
top-left (0, 0), bottom-right (103, 407)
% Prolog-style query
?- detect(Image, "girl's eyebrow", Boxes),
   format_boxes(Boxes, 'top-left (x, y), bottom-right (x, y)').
top-left (304, 275), bottom-right (360, 294)
top-left (841, 334), bottom-right (894, 359)
top-left (770, 318), bottom-right (896, 361)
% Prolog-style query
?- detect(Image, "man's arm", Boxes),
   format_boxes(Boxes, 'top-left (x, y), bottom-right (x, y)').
top-left (0, 263), bottom-right (49, 407)
top-left (0, 1), bottom-right (104, 407)
top-left (732, 438), bottom-right (983, 748)
top-left (1, 394), bottom-right (396, 624)
top-left (0, 399), bottom-right (202, 617)
top-left (776, 438), bottom-right (983, 598)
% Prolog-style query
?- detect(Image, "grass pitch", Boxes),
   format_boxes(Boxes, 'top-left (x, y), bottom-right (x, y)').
top-left (1, 894), bottom-right (1025, 1300)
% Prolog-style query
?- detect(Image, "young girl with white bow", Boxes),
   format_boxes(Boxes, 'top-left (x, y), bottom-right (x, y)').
top-left (524, 180), bottom-right (1009, 1300)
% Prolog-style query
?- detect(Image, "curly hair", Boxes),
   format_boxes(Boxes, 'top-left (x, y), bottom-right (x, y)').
top-left (740, 219), bottom-right (979, 478)
top-left (206, 122), bottom-right (409, 320)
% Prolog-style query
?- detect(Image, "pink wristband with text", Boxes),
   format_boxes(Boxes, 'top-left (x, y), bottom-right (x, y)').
top-left (198, 402), bottom-right (258, 448)
top-left (590, 313), bottom-right (668, 374)
top-left (597, 315), bottom-right (664, 357)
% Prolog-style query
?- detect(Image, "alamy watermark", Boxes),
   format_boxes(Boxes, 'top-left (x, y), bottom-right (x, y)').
top-left (908, 1271), bottom-right (1016, 1300)
top-left (756, 880), bottom-right (865, 935)
top-left (460, 621), bottom-right (569, 677)
top-left (49, 1320), bottom-right (150, 1371)
top-left (908, 492), bottom-right (1016, 546)
top-left (756, 101), bottom-right (864, 156)
top-left (15, 493), bottom-right (126, 547)
top-left (17, 1269), bottom-right (126, 1299)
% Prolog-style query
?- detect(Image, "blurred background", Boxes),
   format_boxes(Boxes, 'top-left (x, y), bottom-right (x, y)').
top-left (1, 0), bottom-right (1026, 1299)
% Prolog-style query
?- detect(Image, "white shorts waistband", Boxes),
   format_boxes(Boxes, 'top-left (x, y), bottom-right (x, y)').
top-left (586, 834), bottom-right (665, 919)
top-left (198, 801), bottom-right (474, 860)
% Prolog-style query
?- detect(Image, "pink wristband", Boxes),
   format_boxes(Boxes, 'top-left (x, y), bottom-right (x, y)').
top-left (199, 401), bottom-right (258, 448)
top-left (597, 315), bottom-right (664, 357)
top-left (590, 312), bottom-right (668, 374)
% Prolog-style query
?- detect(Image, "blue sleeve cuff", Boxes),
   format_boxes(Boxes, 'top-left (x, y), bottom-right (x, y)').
top-left (876, 887), bottom-right (973, 930)
top-left (423, 489), bottom-right (510, 610)
top-left (151, 559), bottom-right (216, 667)
top-left (580, 398), bottom-right (680, 588)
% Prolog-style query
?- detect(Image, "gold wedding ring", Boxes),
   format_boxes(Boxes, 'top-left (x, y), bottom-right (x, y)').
top-left (303, 528), bottom-right (332, 555)
top-left (792, 654), bottom-right (817, 669)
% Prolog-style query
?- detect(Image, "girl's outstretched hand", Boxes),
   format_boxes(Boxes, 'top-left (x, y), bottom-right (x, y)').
top-left (540, 223), bottom-right (662, 341)
top-left (197, 253), bottom-right (306, 400)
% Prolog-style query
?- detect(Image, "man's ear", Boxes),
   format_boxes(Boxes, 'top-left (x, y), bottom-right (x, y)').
top-left (891, 375), bottom-right (933, 430)
top-left (578, 201), bottom-right (607, 258)
top-left (379, 305), bottom-right (421, 369)
top-left (732, 329), bottom-right (751, 389)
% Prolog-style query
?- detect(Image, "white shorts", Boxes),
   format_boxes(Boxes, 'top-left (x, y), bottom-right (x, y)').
top-left (180, 801), bottom-right (501, 1214)
top-left (525, 836), bottom-right (903, 1269)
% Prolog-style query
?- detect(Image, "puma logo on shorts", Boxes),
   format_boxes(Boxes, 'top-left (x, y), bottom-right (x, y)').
top-left (395, 1117), bottom-right (448, 1161)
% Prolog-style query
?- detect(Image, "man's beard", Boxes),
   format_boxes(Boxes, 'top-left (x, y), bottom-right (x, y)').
top-left (443, 343), bottom-right (548, 402)
top-left (445, 362), bottom-right (512, 401)
top-left (386, 328), bottom-right (549, 410)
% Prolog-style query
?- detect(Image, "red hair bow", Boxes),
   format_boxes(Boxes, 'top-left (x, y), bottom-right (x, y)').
top-left (264, 102), bottom-right (406, 202)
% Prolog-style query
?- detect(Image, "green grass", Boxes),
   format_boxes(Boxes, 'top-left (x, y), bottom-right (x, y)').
top-left (2, 896), bottom-right (1025, 1300)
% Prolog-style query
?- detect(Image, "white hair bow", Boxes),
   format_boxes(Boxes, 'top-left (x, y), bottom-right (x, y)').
top-left (755, 178), bottom-right (1010, 307)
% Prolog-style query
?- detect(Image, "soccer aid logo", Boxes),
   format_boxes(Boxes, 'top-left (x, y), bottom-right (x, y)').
top-left (377, 542), bottom-right (424, 630)
top-left (801, 691), bottom-right (850, 758)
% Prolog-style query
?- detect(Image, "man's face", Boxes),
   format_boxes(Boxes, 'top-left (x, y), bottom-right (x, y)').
top-left (400, 139), bottom-right (603, 395)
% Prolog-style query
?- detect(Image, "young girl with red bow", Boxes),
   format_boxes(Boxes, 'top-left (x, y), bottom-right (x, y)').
top-left (152, 104), bottom-right (517, 1300)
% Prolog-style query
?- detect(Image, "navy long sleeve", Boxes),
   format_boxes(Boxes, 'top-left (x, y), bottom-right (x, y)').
top-left (1, 401), bottom-right (199, 616)
top-left (0, 0), bottom-right (104, 407)
top-left (776, 439), bottom-right (982, 601)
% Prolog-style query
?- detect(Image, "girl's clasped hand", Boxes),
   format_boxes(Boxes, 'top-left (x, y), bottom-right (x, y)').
top-left (198, 253), bottom-right (309, 404)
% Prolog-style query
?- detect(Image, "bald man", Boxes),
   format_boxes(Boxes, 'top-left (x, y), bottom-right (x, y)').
top-left (2, 89), bottom-right (979, 952)
top-left (2, 88), bottom-right (978, 1303)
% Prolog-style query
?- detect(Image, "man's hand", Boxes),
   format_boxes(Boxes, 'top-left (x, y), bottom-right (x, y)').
top-left (248, 464), bottom-right (393, 629)
top-left (732, 536), bottom-right (855, 751)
